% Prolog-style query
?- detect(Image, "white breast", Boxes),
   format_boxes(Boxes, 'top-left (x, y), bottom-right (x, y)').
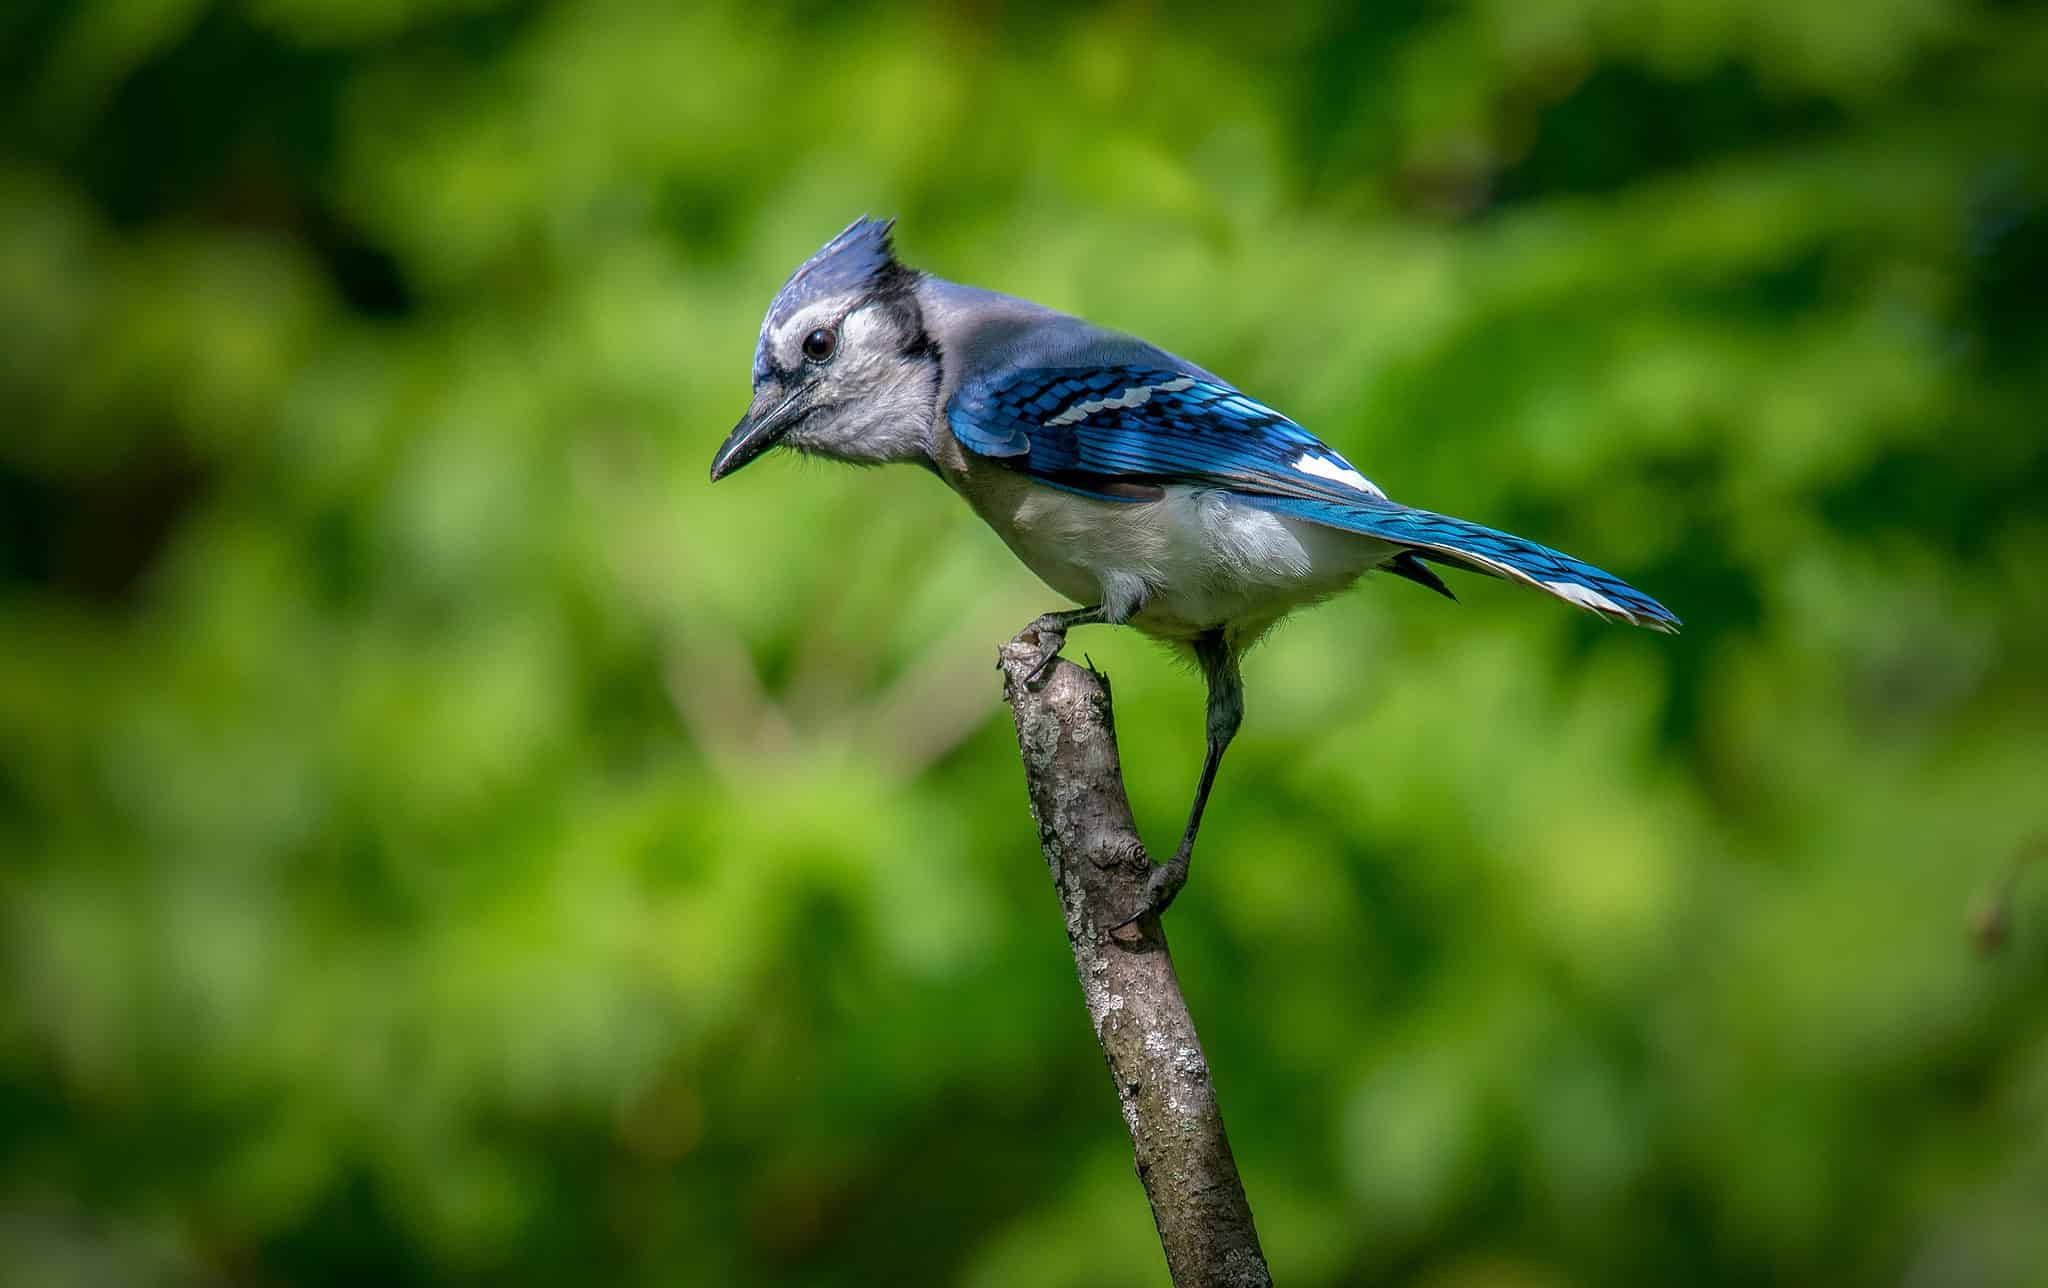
top-left (959, 470), bottom-right (1395, 647)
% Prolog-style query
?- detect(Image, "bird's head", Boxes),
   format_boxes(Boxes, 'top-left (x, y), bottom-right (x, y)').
top-left (710, 216), bottom-right (942, 481)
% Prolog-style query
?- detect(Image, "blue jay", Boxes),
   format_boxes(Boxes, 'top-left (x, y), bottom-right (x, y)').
top-left (712, 217), bottom-right (1678, 928)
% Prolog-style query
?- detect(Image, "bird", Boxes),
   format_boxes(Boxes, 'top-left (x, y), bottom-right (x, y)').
top-left (711, 216), bottom-right (1678, 929)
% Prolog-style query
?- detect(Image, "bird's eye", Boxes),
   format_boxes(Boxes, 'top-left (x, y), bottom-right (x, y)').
top-left (802, 327), bottom-right (837, 363)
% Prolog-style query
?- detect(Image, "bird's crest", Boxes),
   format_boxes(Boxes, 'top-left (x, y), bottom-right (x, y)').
top-left (763, 215), bottom-right (916, 336)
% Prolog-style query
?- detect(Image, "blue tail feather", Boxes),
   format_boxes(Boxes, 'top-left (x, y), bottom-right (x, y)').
top-left (1240, 495), bottom-right (1680, 633)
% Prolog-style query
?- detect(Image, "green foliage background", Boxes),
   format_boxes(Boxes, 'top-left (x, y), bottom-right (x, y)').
top-left (4, 2), bottom-right (2046, 1283)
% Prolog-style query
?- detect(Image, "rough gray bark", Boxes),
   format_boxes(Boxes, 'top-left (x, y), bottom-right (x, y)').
top-left (998, 622), bottom-right (1272, 1288)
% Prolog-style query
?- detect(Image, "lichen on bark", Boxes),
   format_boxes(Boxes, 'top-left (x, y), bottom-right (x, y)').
top-left (997, 631), bottom-right (1271, 1288)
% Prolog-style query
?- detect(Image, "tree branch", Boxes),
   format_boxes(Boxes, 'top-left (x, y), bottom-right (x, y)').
top-left (998, 623), bottom-right (1272, 1288)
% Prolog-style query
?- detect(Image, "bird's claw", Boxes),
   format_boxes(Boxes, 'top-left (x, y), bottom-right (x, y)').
top-left (1026, 652), bottom-right (1062, 690)
top-left (1111, 854), bottom-right (1191, 935)
top-left (1023, 616), bottom-right (1068, 691)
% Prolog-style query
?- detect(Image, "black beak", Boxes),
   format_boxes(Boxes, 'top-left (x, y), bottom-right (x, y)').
top-left (710, 386), bottom-right (813, 482)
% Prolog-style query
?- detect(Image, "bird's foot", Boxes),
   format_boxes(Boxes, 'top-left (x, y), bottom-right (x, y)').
top-left (1022, 614), bottom-right (1070, 691)
top-left (1112, 851), bottom-right (1191, 935)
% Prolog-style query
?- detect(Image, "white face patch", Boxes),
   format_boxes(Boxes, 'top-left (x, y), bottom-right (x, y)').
top-left (1290, 452), bottom-right (1384, 497)
top-left (760, 299), bottom-right (898, 382)
top-left (837, 303), bottom-right (892, 352)
top-left (1045, 376), bottom-right (1197, 427)
top-left (771, 295), bottom-right (937, 469)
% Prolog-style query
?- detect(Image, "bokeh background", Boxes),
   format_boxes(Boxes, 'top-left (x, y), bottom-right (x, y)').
top-left (4, 1), bottom-right (2047, 1284)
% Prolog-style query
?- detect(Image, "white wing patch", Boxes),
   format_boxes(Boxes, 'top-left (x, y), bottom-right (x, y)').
top-left (1544, 580), bottom-right (1625, 616)
top-left (1291, 452), bottom-right (1385, 498)
top-left (1045, 376), bottom-right (1197, 427)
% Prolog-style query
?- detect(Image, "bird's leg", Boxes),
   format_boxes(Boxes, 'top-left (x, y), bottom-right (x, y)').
top-left (1117, 631), bottom-right (1242, 931)
top-left (1023, 604), bottom-right (1108, 690)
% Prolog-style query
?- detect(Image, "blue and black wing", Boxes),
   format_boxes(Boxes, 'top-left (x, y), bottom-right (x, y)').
top-left (949, 364), bottom-right (1680, 632)
top-left (951, 365), bottom-right (1389, 504)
